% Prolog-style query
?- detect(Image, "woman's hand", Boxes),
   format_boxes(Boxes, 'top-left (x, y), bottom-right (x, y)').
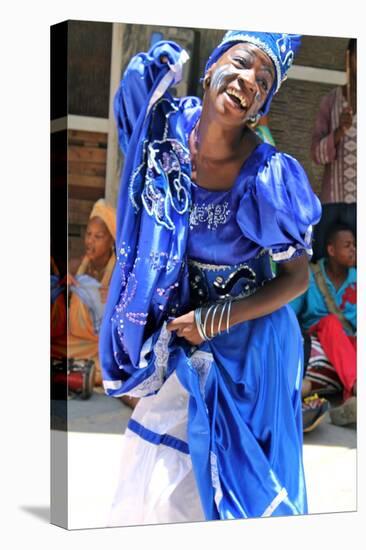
top-left (335, 107), bottom-right (353, 145)
top-left (339, 107), bottom-right (353, 131)
top-left (166, 310), bottom-right (204, 345)
top-left (100, 286), bottom-right (108, 304)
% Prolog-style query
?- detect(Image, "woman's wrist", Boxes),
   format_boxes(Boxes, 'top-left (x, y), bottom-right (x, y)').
top-left (195, 300), bottom-right (234, 339)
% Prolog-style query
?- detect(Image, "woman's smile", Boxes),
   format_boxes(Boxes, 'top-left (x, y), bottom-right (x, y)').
top-left (225, 87), bottom-right (249, 111)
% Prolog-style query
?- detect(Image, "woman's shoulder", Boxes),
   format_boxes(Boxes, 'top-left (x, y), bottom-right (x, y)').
top-left (234, 143), bottom-right (311, 193)
top-left (237, 145), bottom-right (320, 218)
top-left (257, 147), bottom-right (309, 182)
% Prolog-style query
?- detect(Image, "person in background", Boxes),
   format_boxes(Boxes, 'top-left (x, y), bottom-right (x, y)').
top-left (310, 39), bottom-right (356, 262)
top-left (66, 199), bottom-right (116, 388)
top-left (290, 223), bottom-right (356, 426)
top-left (53, 199), bottom-right (138, 408)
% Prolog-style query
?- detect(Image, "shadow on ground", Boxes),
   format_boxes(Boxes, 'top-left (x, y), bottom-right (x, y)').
top-left (20, 506), bottom-right (50, 523)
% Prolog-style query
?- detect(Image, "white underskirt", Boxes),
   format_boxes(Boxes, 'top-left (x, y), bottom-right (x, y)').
top-left (108, 371), bottom-right (205, 527)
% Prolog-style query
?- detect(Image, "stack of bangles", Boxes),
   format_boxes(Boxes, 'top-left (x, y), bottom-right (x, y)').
top-left (194, 300), bottom-right (233, 341)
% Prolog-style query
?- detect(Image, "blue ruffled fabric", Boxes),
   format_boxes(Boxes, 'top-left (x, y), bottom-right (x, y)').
top-left (237, 147), bottom-right (322, 261)
top-left (100, 40), bottom-right (321, 521)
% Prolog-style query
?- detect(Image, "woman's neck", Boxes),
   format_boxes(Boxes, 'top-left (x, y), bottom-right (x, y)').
top-left (195, 102), bottom-right (252, 162)
top-left (89, 252), bottom-right (111, 274)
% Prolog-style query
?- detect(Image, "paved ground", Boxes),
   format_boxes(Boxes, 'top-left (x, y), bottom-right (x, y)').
top-left (52, 388), bottom-right (356, 529)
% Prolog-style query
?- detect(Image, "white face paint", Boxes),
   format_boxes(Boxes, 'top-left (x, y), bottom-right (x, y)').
top-left (205, 43), bottom-right (275, 120)
top-left (209, 64), bottom-right (236, 94)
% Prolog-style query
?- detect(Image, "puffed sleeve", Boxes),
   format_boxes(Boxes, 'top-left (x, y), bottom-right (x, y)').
top-left (236, 151), bottom-right (322, 262)
top-left (114, 40), bottom-right (189, 154)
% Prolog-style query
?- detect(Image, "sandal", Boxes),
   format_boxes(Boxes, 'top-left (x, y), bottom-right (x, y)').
top-left (302, 394), bottom-right (330, 433)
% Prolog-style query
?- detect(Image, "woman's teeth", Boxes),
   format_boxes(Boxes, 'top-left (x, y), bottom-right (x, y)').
top-left (226, 89), bottom-right (247, 109)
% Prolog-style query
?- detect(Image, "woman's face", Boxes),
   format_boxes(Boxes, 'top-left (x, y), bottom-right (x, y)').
top-left (84, 217), bottom-right (113, 263)
top-left (205, 43), bottom-right (275, 124)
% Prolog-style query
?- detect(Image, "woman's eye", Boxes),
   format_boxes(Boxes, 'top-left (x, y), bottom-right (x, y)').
top-left (234, 57), bottom-right (249, 67)
top-left (259, 79), bottom-right (268, 92)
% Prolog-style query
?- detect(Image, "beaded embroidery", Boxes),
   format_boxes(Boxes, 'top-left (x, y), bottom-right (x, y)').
top-left (187, 258), bottom-right (272, 304)
top-left (126, 312), bottom-right (148, 326)
top-left (128, 99), bottom-right (192, 231)
top-left (111, 253), bottom-right (141, 337)
top-left (149, 251), bottom-right (182, 272)
top-left (189, 201), bottom-right (231, 231)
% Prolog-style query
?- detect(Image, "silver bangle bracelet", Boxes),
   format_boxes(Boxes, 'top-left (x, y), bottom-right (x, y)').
top-left (226, 300), bottom-right (232, 334)
top-left (194, 308), bottom-right (207, 341)
top-left (203, 304), bottom-right (215, 340)
top-left (217, 301), bottom-right (228, 335)
top-left (210, 303), bottom-right (220, 339)
top-left (195, 299), bottom-right (233, 341)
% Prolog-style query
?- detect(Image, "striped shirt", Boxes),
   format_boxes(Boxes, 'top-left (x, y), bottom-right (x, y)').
top-left (311, 87), bottom-right (356, 204)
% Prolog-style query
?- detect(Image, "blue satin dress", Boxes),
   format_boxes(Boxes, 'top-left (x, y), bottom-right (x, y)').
top-left (100, 40), bottom-right (322, 525)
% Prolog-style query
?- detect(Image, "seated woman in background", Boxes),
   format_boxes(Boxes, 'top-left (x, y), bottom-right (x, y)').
top-left (67, 199), bottom-right (116, 388)
top-left (54, 199), bottom-right (137, 407)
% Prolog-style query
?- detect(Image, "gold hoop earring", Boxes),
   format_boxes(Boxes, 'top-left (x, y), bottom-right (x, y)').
top-left (203, 75), bottom-right (211, 90)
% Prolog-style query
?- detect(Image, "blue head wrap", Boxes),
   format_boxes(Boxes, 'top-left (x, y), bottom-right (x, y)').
top-left (204, 30), bottom-right (302, 115)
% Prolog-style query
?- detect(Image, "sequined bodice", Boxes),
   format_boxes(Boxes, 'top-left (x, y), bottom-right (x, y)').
top-left (187, 142), bottom-right (272, 268)
top-left (187, 161), bottom-right (274, 307)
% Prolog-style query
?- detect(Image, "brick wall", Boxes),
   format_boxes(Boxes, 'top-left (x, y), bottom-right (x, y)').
top-left (68, 129), bottom-right (107, 261)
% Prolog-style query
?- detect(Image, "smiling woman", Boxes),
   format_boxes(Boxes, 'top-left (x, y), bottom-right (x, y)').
top-left (188, 42), bottom-right (277, 192)
top-left (51, 199), bottom-right (117, 388)
top-left (68, 200), bottom-right (116, 386)
top-left (100, 30), bottom-right (322, 525)
top-left (208, 44), bottom-right (274, 113)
